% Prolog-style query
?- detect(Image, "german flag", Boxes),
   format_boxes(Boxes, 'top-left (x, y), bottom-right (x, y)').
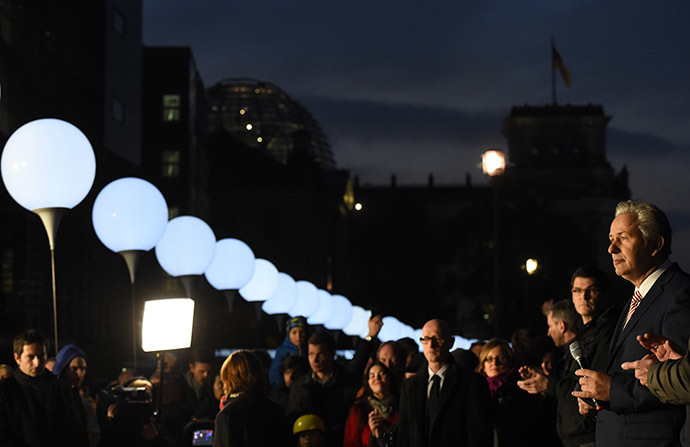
top-left (552, 47), bottom-right (572, 87)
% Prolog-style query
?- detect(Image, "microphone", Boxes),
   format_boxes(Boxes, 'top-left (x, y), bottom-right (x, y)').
top-left (569, 341), bottom-right (601, 411)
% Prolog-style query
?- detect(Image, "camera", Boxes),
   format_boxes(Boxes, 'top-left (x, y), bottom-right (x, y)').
top-left (110, 385), bottom-right (154, 429)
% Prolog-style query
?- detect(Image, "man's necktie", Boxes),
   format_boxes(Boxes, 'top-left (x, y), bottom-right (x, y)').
top-left (623, 290), bottom-right (643, 328)
top-left (427, 374), bottom-right (441, 426)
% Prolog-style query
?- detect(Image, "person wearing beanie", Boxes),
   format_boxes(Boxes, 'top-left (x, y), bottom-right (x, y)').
top-left (54, 344), bottom-right (99, 447)
top-left (269, 316), bottom-right (308, 390)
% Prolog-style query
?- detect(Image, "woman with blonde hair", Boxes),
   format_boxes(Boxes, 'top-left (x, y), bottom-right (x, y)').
top-left (213, 350), bottom-right (289, 446)
top-left (476, 338), bottom-right (556, 447)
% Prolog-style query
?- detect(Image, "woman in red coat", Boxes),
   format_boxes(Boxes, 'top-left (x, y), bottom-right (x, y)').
top-left (344, 362), bottom-right (399, 447)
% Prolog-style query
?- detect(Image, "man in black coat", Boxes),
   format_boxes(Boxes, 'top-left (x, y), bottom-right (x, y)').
top-left (0, 329), bottom-right (87, 447)
top-left (397, 319), bottom-right (492, 447)
top-left (573, 201), bottom-right (690, 446)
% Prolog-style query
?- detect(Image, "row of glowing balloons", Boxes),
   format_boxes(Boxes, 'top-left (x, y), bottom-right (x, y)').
top-left (0, 118), bottom-right (474, 351)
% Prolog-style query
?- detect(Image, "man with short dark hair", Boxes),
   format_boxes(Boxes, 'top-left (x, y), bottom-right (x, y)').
top-left (573, 200), bottom-right (690, 446)
top-left (0, 329), bottom-right (86, 446)
top-left (396, 319), bottom-right (492, 447)
top-left (287, 331), bottom-right (359, 447)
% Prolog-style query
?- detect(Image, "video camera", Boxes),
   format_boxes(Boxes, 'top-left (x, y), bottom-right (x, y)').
top-left (108, 385), bottom-right (154, 429)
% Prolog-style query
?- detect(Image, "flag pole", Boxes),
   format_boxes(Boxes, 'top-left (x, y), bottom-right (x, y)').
top-left (551, 37), bottom-right (556, 106)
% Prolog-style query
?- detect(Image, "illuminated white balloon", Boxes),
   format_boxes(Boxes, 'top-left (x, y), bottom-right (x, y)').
top-left (1, 118), bottom-right (96, 211)
top-left (452, 335), bottom-right (471, 350)
top-left (358, 308), bottom-right (374, 338)
top-left (262, 273), bottom-right (298, 315)
top-left (343, 305), bottom-right (368, 337)
top-left (414, 329), bottom-right (423, 351)
top-left (378, 316), bottom-right (403, 342)
top-left (323, 295), bottom-right (353, 330)
top-left (288, 281), bottom-right (319, 317)
top-left (307, 289), bottom-right (335, 325)
top-left (155, 216), bottom-right (216, 277)
top-left (239, 259), bottom-right (278, 302)
top-left (92, 177), bottom-right (168, 253)
top-left (205, 238), bottom-right (255, 290)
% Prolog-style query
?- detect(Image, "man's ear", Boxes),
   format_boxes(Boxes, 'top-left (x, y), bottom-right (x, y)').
top-left (650, 236), bottom-right (665, 257)
top-left (13, 352), bottom-right (21, 366)
top-left (558, 320), bottom-right (567, 334)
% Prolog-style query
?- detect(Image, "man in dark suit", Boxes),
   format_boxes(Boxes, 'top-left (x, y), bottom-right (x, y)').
top-left (397, 318), bottom-right (492, 447)
top-left (573, 200), bottom-right (690, 446)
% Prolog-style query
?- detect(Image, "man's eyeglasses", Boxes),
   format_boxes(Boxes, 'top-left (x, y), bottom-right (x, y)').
top-left (571, 287), bottom-right (599, 295)
top-left (419, 336), bottom-right (445, 345)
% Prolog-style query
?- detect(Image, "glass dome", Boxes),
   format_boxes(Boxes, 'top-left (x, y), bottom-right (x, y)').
top-left (207, 78), bottom-right (335, 168)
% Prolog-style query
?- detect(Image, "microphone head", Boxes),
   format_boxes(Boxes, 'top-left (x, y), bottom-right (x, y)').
top-left (569, 341), bottom-right (583, 361)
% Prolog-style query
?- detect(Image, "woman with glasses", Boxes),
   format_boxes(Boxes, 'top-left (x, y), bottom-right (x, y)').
top-left (476, 338), bottom-right (555, 447)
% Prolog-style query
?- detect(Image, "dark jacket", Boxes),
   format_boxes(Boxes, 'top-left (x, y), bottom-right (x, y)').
top-left (597, 263), bottom-right (690, 446)
top-left (547, 306), bottom-right (616, 447)
top-left (397, 358), bottom-right (492, 447)
top-left (268, 336), bottom-right (305, 390)
top-left (287, 364), bottom-right (360, 447)
top-left (0, 370), bottom-right (87, 447)
top-left (212, 390), bottom-right (289, 447)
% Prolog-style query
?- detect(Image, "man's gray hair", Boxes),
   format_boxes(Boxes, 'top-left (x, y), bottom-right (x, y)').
top-left (615, 200), bottom-right (672, 257)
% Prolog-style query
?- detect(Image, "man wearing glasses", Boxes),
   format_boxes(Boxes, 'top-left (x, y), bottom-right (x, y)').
top-left (396, 319), bottom-right (492, 447)
top-left (518, 266), bottom-right (616, 447)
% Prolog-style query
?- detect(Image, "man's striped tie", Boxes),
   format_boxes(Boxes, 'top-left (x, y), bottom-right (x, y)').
top-left (623, 290), bottom-right (643, 328)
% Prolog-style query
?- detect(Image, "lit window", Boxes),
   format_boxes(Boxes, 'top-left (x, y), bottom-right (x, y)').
top-left (161, 150), bottom-right (180, 178)
top-left (162, 95), bottom-right (181, 122)
top-left (112, 97), bottom-right (125, 123)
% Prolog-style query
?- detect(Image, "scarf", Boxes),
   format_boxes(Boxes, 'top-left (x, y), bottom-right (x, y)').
top-left (368, 394), bottom-right (396, 419)
top-left (486, 367), bottom-right (517, 398)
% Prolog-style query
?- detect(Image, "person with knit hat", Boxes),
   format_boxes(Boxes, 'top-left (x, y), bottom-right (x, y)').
top-left (269, 316), bottom-right (309, 390)
top-left (54, 344), bottom-right (99, 447)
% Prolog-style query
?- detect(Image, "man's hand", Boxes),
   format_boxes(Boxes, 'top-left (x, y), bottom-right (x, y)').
top-left (621, 354), bottom-right (657, 387)
top-left (637, 333), bottom-right (682, 361)
top-left (572, 369), bottom-right (611, 401)
top-left (517, 366), bottom-right (548, 394)
top-left (577, 397), bottom-right (595, 415)
top-left (368, 314), bottom-right (383, 339)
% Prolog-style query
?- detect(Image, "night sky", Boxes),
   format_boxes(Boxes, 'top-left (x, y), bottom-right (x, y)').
top-left (143, 1), bottom-right (690, 269)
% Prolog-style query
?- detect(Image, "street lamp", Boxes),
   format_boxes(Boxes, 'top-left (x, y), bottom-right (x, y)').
top-left (155, 215), bottom-right (216, 296)
top-left (525, 258), bottom-right (539, 275)
top-left (1, 118), bottom-right (96, 354)
top-left (92, 177), bottom-right (169, 369)
top-left (204, 238), bottom-right (255, 311)
top-left (481, 148), bottom-right (507, 336)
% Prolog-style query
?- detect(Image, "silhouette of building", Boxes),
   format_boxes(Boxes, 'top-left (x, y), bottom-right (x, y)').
top-left (346, 104), bottom-right (630, 338)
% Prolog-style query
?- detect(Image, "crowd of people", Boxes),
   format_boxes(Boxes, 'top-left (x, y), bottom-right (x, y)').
top-left (1, 199), bottom-right (689, 447)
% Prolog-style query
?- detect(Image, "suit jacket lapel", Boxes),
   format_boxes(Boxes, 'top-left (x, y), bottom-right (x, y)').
top-left (415, 368), bottom-right (429, 431)
top-left (607, 264), bottom-right (677, 369)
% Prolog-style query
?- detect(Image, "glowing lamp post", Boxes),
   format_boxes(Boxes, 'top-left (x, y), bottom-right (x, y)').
top-left (1, 118), bottom-right (96, 353)
top-left (239, 259), bottom-right (279, 302)
top-left (287, 281), bottom-right (319, 318)
top-left (155, 216), bottom-right (216, 296)
top-left (378, 316), bottom-right (402, 342)
top-left (205, 238), bottom-right (255, 311)
top-left (481, 149), bottom-right (506, 177)
top-left (481, 148), bottom-right (507, 336)
top-left (525, 258), bottom-right (539, 275)
top-left (323, 295), bottom-right (353, 330)
top-left (262, 272), bottom-right (298, 315)
top-left (307, 289), bottom-right (335, 325)
top-left (342, 305), bottom-right (370, 338)
top-left (92, 177), bottom-right (168, 368)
